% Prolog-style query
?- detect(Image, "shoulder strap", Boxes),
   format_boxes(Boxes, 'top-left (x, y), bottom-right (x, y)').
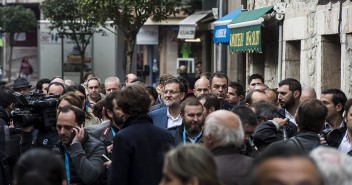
top-left (99, 126), bottom-right (111, 142)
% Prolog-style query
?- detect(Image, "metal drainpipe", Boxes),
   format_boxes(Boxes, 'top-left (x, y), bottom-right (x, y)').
top-left (338, 1), bottom-right (342, 42)
top-left (277, 1), bottom-right (285, 82)
top-left (217, 0), bottom-right (223, 72)
top-left (278, 21), bottom-right (283, 82)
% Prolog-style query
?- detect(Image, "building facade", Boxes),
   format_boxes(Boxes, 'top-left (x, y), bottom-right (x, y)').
top-left (243, 0), bottom-right (352, 96)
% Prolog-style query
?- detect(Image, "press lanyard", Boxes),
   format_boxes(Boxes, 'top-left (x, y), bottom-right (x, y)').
top-left (183, 126), bottom-right (203, 144)
top-left (111, 127), bottom-right (117, 137)
top-left (64, 150), bottom-right (71, 184)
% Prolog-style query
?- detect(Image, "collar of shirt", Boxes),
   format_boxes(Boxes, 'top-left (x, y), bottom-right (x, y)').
top-left (325, 121), bottom-right (345, 130)
top-left (284, 109), bottom-right (296, 125)
top-left (338, 130), bottom-right (352, 154)
top-left (167, 108), bottom-right (182, 128)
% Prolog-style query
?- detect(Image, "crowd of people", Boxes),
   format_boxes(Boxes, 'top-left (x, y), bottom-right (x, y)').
top-left (0, 68), bottom-right (352, 185)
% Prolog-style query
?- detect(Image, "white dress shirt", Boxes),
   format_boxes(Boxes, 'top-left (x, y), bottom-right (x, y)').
top-left (167, 108), bottom-right (182, 128)
top-left (338, 130), bottom-right (352, 154)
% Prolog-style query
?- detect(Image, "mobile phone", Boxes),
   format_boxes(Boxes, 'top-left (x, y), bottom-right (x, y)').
top-left (71, 130), bottom-right (76, 138)
top-left (102, 154), bottom-right (111, 162)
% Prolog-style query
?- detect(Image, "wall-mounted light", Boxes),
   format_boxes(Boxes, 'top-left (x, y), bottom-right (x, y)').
top-left (185, 38), bottom-right (202, 42)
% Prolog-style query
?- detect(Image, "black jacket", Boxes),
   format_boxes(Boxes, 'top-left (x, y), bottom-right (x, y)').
top-left (0, 107), bottom-right (11, 185)
top-left (327, 126), bottom-right (347, 148)
top-left (108, 114), bottom-right (175, 185)
top-left (0, 107), bottom-right (23, 185)
top-left (0, 107), bottom-right (8, 153)
top-left (265, 130), bottom-right (321, 154)
top-left (253, 109), bottom-right (298, 151)
top-left (20, 128), bottom-right (59, 153)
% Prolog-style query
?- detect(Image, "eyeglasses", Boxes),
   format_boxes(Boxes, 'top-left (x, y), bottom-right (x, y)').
top-left (163, 90), bottom-right (180, 95)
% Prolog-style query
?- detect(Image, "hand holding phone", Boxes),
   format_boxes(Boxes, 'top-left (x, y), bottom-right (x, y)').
top-left (102, 154), bottom-right (111, 162)
top-left (72, 125), bottom-right (85, 144)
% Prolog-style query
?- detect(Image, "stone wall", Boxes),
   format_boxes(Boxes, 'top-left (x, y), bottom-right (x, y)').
top-left (254, 0), bottom-right (352, 96)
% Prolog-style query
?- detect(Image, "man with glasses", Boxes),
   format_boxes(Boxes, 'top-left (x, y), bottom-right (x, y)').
top-left (149, 78), bottom-right (186, 129)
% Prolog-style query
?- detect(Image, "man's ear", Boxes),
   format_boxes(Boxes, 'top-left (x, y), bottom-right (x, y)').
top-left (180, 92), bottom-right (186, 101)
top-left (107, 109), bottom-right (113, 119)
top-left (293, 90), bottom-right (300, 99)
top-left (209, 106), bottom-right (216, 114)
top-left (336, 103), bottom-right (344, 112)
top-left (239, 95), bottom-right (245, 101)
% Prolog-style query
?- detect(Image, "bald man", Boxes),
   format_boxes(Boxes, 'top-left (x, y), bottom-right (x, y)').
top-left (124, 73), bottom-right (137, 86)
top-left (193, 78), bottom-right (210, 98)
top-left (300, 86), bottom-right (316, 103)
top-left (204, 110), bottom-right (253, 185)
top-left (245, 89), bottom-right (269, 106)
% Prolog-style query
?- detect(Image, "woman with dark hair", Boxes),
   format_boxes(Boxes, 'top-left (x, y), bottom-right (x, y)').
top-left (13, 148), bottom-right (65, 185)
top-left (160, 144), bottom-right (222, 185)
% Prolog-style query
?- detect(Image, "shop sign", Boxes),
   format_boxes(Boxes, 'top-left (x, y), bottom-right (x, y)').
top-left (229, 24), bottom-right (262, 53)
top-left (136, 25), bottom-right (159, 45)
top-left (177, 25), bottom-right (196, 39)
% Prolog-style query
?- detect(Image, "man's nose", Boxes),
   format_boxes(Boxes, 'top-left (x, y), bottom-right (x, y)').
top-left (193, 116), bottom-right (199, 122)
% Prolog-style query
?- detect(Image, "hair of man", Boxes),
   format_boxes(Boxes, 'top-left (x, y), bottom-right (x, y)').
top-left (321, 88), bottom-right (347, 114)
top-left (248, 74), bottom-right (264, 85)
top-left (278, 78), bottom-right (302, 97)
top-left (198, 94), bottom-right (221, 112)
top-left (250, 101), bottom-right (280, 122)
top-left (47, 82), bottom-right (67, 94)
top-left (204, 112), bottom-right (244, 149)
top-left (245, 89), bottom-right (267, 105)
top-left (180, 97), bottom-right (203, 116)
top-left (231, 106), bottom-right (258, 127)
top-left (58, 105), bottom-right (85, 126)
top-left (209, 72), bottom-right (228, 87)
top-left (0, 87), bottom-right (17, 109)
top-left (296, 99), bottom-right (327, 133)
top-left (164, 78), bottom-right (186, 94)
top-left (229, 82), bottom-right (245, 96)
top-left (114, 84), bottom-right (151, 116)
top-left (14, 148), bottom-right (65, 185)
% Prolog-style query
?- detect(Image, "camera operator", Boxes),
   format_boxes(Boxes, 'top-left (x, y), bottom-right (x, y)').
top-left (0, 87), bottom-right (20, 184)
top-left (18, 83), bottom-right (67, 153)
top-left (18, 95), bottom-right (60, 153)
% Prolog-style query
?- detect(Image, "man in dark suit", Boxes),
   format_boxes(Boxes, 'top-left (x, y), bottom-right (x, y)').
top-left (209, 72), bottom-right (233, 110)
top-left (204, 110), bottom-right (253, 185)
top-left (149, 78), bottom-right (186, 129)
top-left (108, 84), bottom-right (174, 185)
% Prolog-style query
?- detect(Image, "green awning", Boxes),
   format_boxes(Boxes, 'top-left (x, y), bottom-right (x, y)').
top-left (228, 6), bottom-right (273, 53)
